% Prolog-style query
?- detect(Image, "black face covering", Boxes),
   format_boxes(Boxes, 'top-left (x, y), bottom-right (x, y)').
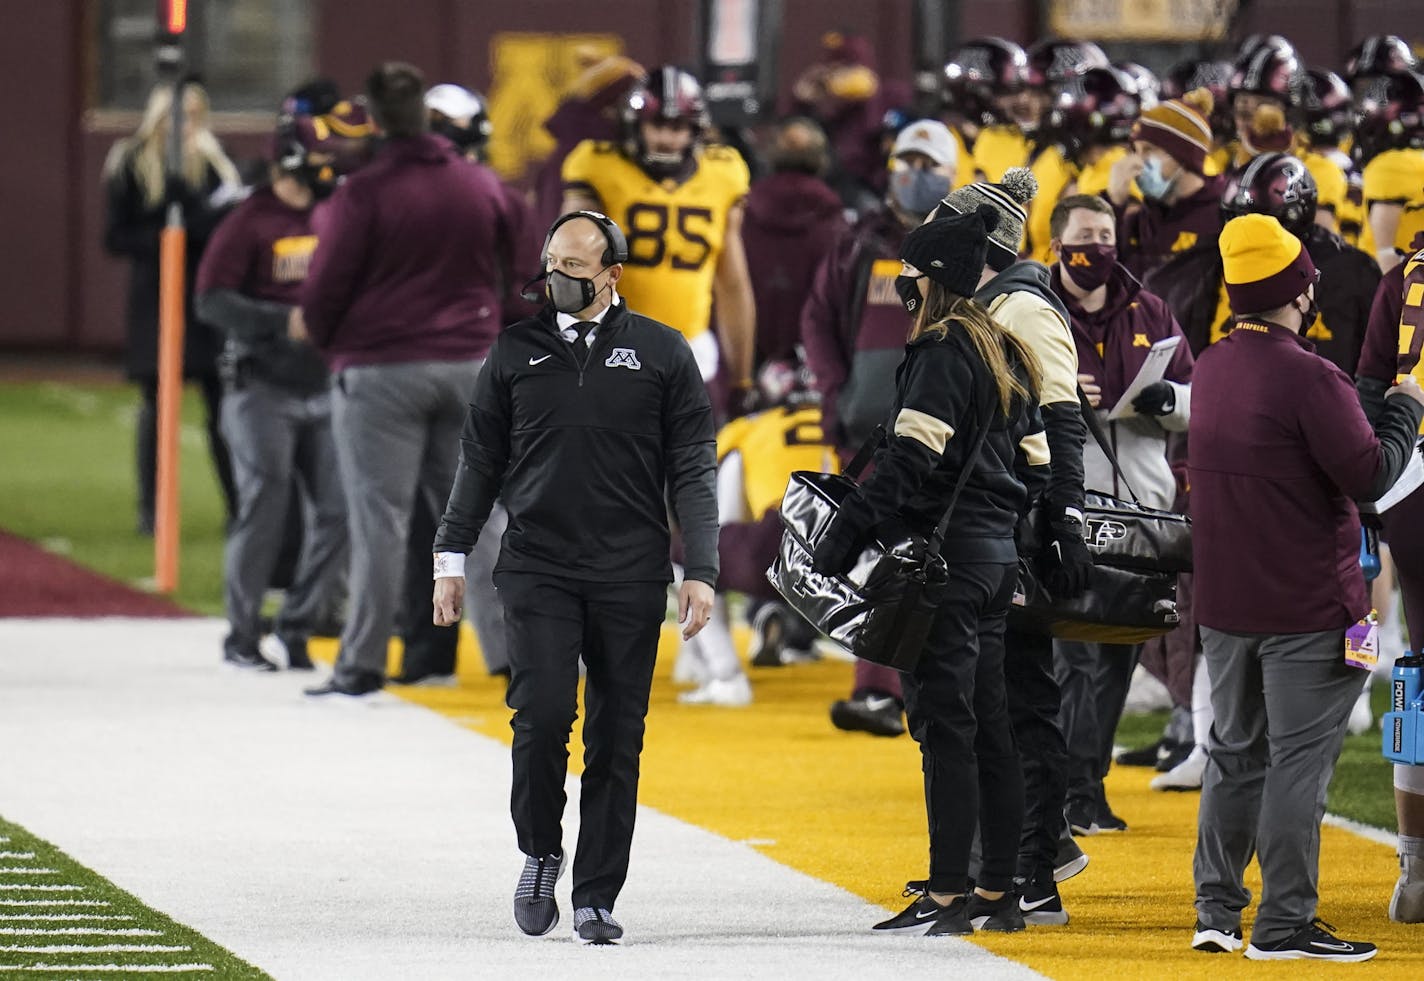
top-left (547, 268), bottom-right (609, 314)
top-left (299, 163), bottom-right (338, 200)
top-left (895, 274), bottom-right (925, 315)
top-left (1295, 290), bottom-right (1320, 335)
top-left (432, 118), bottom-right (484, 158)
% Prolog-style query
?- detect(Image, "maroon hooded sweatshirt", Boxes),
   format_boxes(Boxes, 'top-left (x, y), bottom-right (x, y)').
top-left (1117, 174), bottom-right (1227, 281)
top-left (1190, 318), bottom-right (1423, 634)
top-left (741, 170), bottom-right (846, 364)
top-left (301, 133), bottom-right (514, 370)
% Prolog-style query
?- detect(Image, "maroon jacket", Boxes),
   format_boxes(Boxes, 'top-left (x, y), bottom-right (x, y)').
top-left (301, 134), bottom-right (515, 370)
top-left (1190, 318), bottom-right (1423, 634)
top-left (800, 207), bottom-right (911, 454)
top-left (742, 171), bottom-right (846, 364)
top-left (1359, 259), bottom-right (1407, 384)
top-left (532, 98), bottom-right (621, 232)
top-left (1117, 175), bottom-right (1226, 281)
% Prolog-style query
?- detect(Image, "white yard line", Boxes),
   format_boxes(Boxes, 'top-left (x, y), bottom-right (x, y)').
top-left (0, 887), bottom-right (82, 893)
top-left (0, 902), bottom-right (108, 907)
top-left (0, 854), bottom-right (37, 860)
top-left (1322, 812), bottom-right (1396, 847)
top-left (0, 929), bottom-right (163, 936)
top-left (0, 944), bottom-right (191, 953)
top-left (0, 964), bottom-right (214, 973)
top-left (0, 915), bottom-right (134, 921)
top-left (0, 618), bottom-right (1046, 981)
top-left (0, 870), bottom-right (59, 875)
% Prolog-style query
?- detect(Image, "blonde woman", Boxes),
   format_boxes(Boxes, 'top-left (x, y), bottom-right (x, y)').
top-left (811, 205), bottom-right (1049, 935)
top-left (103, 81), bottom-right (243, 534)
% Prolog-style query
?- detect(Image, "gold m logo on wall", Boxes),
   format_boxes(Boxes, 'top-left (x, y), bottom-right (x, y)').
top-left (486, 33), bottom-right (624, 181)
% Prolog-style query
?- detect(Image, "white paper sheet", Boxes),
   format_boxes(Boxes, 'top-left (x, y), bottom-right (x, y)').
top-left (1107, 336), bottom-right (1182, 421)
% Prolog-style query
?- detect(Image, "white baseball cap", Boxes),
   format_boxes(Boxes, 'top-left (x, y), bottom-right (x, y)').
top-left (424, 83), bottom-right (482, 122)
top-left (891, 119), bottom-right (958, 168)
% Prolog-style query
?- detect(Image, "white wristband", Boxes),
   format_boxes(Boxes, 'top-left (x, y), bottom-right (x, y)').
top-left (433, 552), bottom-right (466, 580)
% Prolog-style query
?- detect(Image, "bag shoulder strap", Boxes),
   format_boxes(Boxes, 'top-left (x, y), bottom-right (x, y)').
top-left (845, 424), bottom-right (885, 479)
top-left (1078, 386), bottom-right (1142, 504)
top-left (926, 379), bottom-right (996, 560)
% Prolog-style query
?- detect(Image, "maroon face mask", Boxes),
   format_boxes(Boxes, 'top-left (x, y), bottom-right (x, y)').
top-left (1059, 243), bottom-right (1118, 291)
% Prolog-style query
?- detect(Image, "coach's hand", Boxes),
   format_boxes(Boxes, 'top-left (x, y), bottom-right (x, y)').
top-left (679, 579), bottom-right (715, 640)
top-left (433, 577), bottom-right (465, 627)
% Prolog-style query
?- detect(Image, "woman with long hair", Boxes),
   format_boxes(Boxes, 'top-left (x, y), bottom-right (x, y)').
top-left (103, 80), bottom-right (243, 533)
top-left (812, 204), bottom-right (1049, 935)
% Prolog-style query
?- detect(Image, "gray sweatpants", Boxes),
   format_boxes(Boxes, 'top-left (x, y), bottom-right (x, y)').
top-left (329, 359), bottom-right (480, 684)
top-left (1193, 625), bottom-right (1360, 945)
top-left (221, 380), bottom-right (347, 652)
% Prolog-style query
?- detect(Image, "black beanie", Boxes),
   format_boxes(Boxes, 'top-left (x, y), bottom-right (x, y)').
top-left (899, 204), bottom-right (1000, 297)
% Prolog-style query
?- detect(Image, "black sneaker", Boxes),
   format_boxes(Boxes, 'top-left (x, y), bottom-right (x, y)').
top-left (1117, 737), bottom-right (1173, 767)
top-left (872, 882), bottom-right (954, 934)
top-left (965, 891), bottom-right (1026, 932)
top-left (303, 673), bottom-right (383, 699)
top-left (1054, 830), bottom-right (1090, 882)
top-left (278, 634), bottom-right (314, 671)
top-left (830, 694), bottom-right (906, 737)
top-left (573, 907), bottom-right (622, 945)
top-left (749, 603), bottom-right (791, 667)
top-left (223, 647), bottom-right (278, 672)
top-left (1066, 799), bottom-right (1098, 836)
top-left (1244, 919), bottom-right (1377, 962)
top-left (1156, 740), bottom-right (1194, 773)
top-left (1019, 879), bottom-right (1069, 926)
top-left (1192, 921), bottom-right (1243, 953)
top-left (513, 853), bottom-right (566, 936)
top-left (1094, 802), bottom-right (1128, 833)
top-left (923, 896), bottom-right (973, 937)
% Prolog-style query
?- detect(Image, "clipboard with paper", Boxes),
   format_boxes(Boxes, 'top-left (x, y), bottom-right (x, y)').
top-left (1107, 336), bottom-right (1182, 421)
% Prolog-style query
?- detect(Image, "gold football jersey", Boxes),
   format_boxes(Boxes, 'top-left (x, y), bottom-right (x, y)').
top-left (1363, 148), bottom-right (1424, 253)
top-left (562, 141), bottom-right (750, 342)
top-left (1399, 248), bottom-right (1424, 388)
top-left (716, 406), bottom-right (836, 520)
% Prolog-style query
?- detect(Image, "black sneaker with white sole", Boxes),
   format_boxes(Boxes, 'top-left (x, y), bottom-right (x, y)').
top-left (1065, 799), bottom-right (1098, 836)
top-left (830, 694), bottom-right (906, 737)
top-left (1054, 830), bottom-right (1089, 882)
top-left (872, 883), bottom-right (955, 934)
top-left (574, 907), bottom-right (623, 945)
top-left (1192, 921), bottom-right (1243, 953)
top-left (1244, 919), bottom-right (1377, 962)
top-left (1019, 879), bottom-right (1069, 926)
top-left (923, 896), bottom-right (973, 937)
top-left (513, 852), bottom-right (566, 936)
top-left (965, 891), bottom-right (1026, 932)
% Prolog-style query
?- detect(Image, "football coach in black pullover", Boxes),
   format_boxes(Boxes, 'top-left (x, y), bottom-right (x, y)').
top-left (432, 211), bottom-right (718, 946)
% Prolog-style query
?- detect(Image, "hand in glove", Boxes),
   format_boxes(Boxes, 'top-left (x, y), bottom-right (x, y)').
top-left (1043, 516), bottom-right (1092, 598)
top-left (811, 498), bottom-right (873, 577)
top-left (1130, 381), bottom-right (1176, 417)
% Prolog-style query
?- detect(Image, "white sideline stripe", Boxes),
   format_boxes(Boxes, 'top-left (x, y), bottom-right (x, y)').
top-left (0, 870), bottom-right (59, 875)
top-left (1323, 812), bottom-right (1396, 848)
top-left (0, 915), bottom-right (134, 922)
top-left (0, 944), bottom-right (191, 953)
top-left (0, 964), bottom-right (214, 973)
top-left (0, 929), bottom-right (162, 936)
top-left (0, 887), bottom-right (82, 892)
top-left (0, 902), bottom-right (108, 907)
top-left (0, 854), bottom-right (37, 860)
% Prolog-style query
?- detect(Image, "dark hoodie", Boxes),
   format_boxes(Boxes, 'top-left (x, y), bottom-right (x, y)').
top-left (301, 133), bottom-right (515, 370)
top-left (976, 261), bottom-right (1087, 524)
top-left (1117, 174), bottom-right (1227, 282)
top-left (742, 171), bottom-right (846, 363)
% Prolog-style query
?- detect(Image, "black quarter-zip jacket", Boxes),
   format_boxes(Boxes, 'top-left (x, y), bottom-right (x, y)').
top-left (434, 301), bottom-right (719, 585)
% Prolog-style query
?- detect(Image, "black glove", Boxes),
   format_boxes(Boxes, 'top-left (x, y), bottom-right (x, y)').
top-left (1130, 381), bottom-right (1176, 417)
top-left (1043, 516), bottom-right (1092, 598)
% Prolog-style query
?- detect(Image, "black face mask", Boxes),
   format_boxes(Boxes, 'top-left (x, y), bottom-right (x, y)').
top-left (298, 163), bottom-right (338, 200)
top-left (547, 268), bottom-right (610, 314)
top-left (895, 274), bottom-right (925, 315)
top-left (1295, 291), bottom-right (1320, 334)
top-left (432, 118), bottom-right (484, 158)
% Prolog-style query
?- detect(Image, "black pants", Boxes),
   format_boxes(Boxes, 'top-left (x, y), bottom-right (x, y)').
top-left (902, 561), bottom-right (1022, 895)
top-left (1055, 641), bottom-right (1140, 810)
top-left (137, 376), bottom-right (237, 524)
top-left (397, 492), bottom-right (459, 677)
top-left (1004, 627), bottom-right (1070, 882)
top-left (498, 571), bottom-right (666, 911)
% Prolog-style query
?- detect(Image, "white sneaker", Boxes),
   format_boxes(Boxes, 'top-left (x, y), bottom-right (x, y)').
top-left (1347, 686), bottom-right (1373, 736)
top-left (1390, 854), bottom-right (1424, 923)
top-left (677, 674), bottom-right (752, 707)
top-left (671, 642), bottom-right (708, 686)
top-left (1150, 744), bottom-right (1208, 791)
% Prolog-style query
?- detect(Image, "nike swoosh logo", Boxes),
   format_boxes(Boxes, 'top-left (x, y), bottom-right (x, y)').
top-left (915, 907), bottom-right (941, 920)
top-left (1019, 895), bottom-right (1056, 912)
top-left (1309, 942), bottom-right (1354, 951)
top-left (529, 355), bottom-right (552, 365)
top-left (864, 696), bottom-right (896, 711)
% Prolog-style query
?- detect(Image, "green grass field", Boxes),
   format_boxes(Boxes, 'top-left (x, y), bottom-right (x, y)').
top-left (0, 377), bottom-right (1403, 832)
top-left (0, 815), bottom-right (269, 979)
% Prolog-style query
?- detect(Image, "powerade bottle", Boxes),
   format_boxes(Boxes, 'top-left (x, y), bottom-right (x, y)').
top-left (1361, 525), bottom-right (1382, 582)
top-left (1386, 653), bottom-right (1424, 765)
top-left (1395, 653), bottom-right (1423, 715)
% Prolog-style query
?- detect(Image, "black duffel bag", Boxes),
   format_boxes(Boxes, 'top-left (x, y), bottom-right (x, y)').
top-left (767, 397), bottom-right (991, 673)
top-left (1010, 390), bottom-right (1191, 644)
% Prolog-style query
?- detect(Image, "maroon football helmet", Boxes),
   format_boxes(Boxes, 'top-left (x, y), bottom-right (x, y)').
top-left (1163, 59), bottom-right (1234, 145)
top-left (1041, 65), bottom-right (1142, 160)
top-left (621, 66), bottom-right (709, 178)
top-left (1025, 39), bottom-right (1109, 90)
top-left (1220, 151), bottom-right (1318, 239)
top-left (1302, 69), bottom-right (1354, 148)
top-left (1229, 36), bottom-right (1304, 108)
top-left (1355, 70), bottom-right (1424, 162)
top-left (943, 37), bottom-right (1028, 128)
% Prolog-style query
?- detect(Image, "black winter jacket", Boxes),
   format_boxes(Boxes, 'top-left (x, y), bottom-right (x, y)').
top-left (434, 302), bottom-right (719, 585)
